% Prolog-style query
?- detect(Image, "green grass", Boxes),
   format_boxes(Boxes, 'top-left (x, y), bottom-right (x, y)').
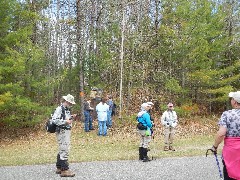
top-left (0, 121), bottom-right (221, 166)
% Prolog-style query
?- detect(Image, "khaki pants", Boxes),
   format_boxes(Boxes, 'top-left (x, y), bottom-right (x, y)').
top-left (164, 127), bottom-right (175, 145)
top-left (56, 129), bottom-right (71, 160)
top-left (138, 129), bottom-right (151, 148)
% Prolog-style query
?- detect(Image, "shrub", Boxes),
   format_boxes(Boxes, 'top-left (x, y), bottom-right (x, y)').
top-left (159, 103), bottom-right (200, 118)
top-left (175, 104), bottom-right (200, 118)
top-left (0, 92), bottom-right (46, 127)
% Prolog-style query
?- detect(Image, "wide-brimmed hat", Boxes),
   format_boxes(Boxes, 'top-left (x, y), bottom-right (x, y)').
top-left (229, 91), bottom-right (240, 103)
top-left (63, 94), bottom-right (76, 104)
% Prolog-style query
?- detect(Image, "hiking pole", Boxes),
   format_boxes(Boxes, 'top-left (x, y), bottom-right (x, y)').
top-left (151, 128), bottom-right (157, 160)
top-left (206, 148), bottom-right (223, 179)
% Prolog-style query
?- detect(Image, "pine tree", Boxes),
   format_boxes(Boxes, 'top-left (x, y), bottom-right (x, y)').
top-left (0, 0), bottom-right (46, 127)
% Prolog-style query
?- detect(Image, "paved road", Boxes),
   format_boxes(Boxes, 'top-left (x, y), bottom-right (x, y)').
top-left (0, 156), bottom-right (223, 180)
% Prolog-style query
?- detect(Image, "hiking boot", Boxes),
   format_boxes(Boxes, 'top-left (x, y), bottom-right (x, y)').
top-left (139, 147), bottom-right (144, 160)
top-left (56, 168), bottom-right (61, 174)
top-left (142, 156), bottom-right (151, 162)
top-left (60, 170), bottom-right (75, 177)
top-left (142, 148), bottom-right (151, 162)
top-left (143, 156), bottom-right (151, 162)
top-left (169, 145), bottom-right (175, 151)
top-left (164, 146), bottom-right (169, 151)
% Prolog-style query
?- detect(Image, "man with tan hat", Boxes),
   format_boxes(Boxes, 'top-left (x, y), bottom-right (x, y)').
top-left (51, 94), bottom-right (77, 177)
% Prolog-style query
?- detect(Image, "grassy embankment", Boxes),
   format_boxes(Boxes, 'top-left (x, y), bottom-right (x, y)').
top-left (0, 116), bottom-right (221, 166)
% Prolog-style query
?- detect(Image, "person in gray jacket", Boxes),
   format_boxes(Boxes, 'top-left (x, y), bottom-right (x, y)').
top-left (161, 103), bottom-right (178, 151)
top-left (52, 94), bottom-right (76, 177)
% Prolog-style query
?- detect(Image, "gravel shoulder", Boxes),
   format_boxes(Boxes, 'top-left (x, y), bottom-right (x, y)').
top-left (0, 155), bottom-right (223, 180)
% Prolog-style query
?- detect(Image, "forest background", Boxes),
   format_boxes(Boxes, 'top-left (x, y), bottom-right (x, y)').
top-left (0, 0), bottom-right (239, 131)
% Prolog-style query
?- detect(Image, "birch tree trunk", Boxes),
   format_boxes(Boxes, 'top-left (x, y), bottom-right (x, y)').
top-left (76, 0), bottom-right (84, 120)
top-left (119, 3), bottom-right (125, 119)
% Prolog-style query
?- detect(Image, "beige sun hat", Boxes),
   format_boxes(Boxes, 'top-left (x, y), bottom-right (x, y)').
top-left (63, 94), bottom-right (76, 104)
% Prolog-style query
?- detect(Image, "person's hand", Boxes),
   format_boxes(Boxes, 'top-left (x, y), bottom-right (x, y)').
top-left (66, 119), bottom-right (73, 124)
top-left (171, 122), bottom-right (177, 128)
top-left (66, 115), bottom-right (76, 124)
top-left (211, 145), bottom-right (217, 154)
top-left (206, 145), bottom-right (218, 157)
top-left (152, 122), bottom-right (155, 127)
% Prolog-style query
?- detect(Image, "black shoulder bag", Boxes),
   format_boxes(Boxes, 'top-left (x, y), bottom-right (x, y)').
top-left (46, 106), bottom-right (65, 133)
top-left (136, 116), bottom-right (147, 130)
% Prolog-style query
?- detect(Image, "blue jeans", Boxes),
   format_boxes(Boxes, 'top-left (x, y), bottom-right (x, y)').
top-left (98, 121), bottom-right (107, 136)
top-left (84, 110), bottom-right (93, 132)
top-left (107, 110), bottom-right (112, 127)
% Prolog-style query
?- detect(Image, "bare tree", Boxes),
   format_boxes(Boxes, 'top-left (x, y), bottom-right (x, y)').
top-left (76, 0), bottom-right (84, 120)
top-left (119, 1), bottom-right (126, 119)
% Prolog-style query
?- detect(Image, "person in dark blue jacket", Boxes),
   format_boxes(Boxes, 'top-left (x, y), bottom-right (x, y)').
top-left (137, 103), bottom-right (153, 162)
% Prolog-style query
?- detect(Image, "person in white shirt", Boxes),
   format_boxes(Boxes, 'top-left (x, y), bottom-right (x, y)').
top-left (96, 97), bottom-right (109, 136)
top-left (161, 103), bottom-right (178, 151)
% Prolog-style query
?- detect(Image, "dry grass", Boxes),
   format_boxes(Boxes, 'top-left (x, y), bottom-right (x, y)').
top-left (0, 116), bottom-right (220, 166)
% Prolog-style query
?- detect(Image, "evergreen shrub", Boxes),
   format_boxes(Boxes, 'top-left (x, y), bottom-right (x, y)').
top-left (0, 92), bottom-right (45, 127)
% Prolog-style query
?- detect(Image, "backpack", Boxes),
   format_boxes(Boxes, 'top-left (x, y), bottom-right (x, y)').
top-left (136, 116), bottom-right (147, 130)
top-left (45, 106), bottom-right (65, 133)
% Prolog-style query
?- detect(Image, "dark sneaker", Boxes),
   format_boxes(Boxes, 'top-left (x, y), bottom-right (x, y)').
top-left (142, 156), bottom-right (151, 162)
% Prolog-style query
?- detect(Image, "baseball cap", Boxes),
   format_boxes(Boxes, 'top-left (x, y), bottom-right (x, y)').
top-left (147, 102), bottom-right (154, 106)
top-left (141, 103), bottom-right (151, 109)
top-left (229, 91), bottom-right (240, 103)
